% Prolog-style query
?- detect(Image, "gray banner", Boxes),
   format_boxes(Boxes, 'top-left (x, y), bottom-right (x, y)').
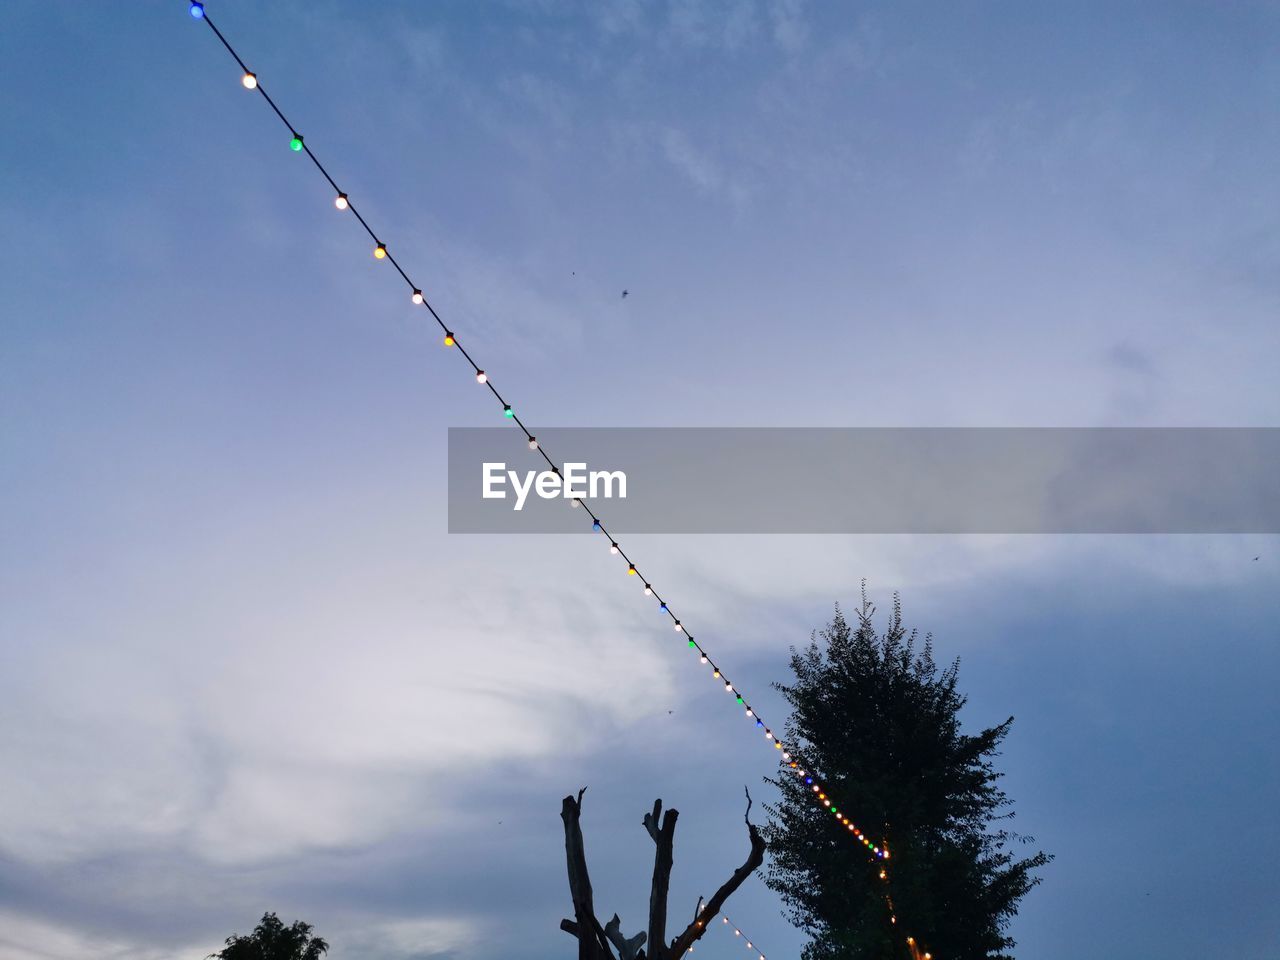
top-left (447, 428), bottom-right (1280, 533)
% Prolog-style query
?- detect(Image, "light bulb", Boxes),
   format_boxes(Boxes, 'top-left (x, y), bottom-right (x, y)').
top-left (242, 72), bottom-right (258, 89)
top-left (476, 370), bottom-right (487, 384)
top-left (189, 2), bottom-right (204, 18)
top-left (289, 135), bottom-right (303, 151)
top-left (699, 654), bottom-right (707, 663)
top-left (443, 332), bottom-right (455, 346)
top-left (745, 708), bottom-right (753, 716)
top-left (713, 669), bottom-right (721, 678)
top-left (643, 583), bottom-right (652, 596)
top-left (627, 564), bottom-right (636, 575)
top-left (593, 520), bottom-right (601, 531)
top-left (765, 730), bottom-right (774, 739)
top-left (374, 243), bottom-right (387, 259)
top-left (411, 288), bottom-right (423, 303)
top-left (610, 542), bottom-right (619, 555)
top-left (725, 681), bottom-right (733, 692)
top-left (335, 193), bottom-right (349, 210)
top-left (528, 438), bottom-right (538, 450)
top-left (503, 405), bottom-right (513, 418)
top-left (571, 498), bottom-right (581, 508)
top-left (673, 620), bottom-right (682, 630)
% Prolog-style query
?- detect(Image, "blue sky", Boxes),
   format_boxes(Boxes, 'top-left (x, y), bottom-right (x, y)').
top-left (1, 2), bottom-right (1278, 958)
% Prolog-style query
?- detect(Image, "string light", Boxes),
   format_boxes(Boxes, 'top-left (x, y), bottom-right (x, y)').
top-left (627, 564), bottom-right (637, 575)
top-left (412, 288), bottom-right (423, 304)
top-left (504, 405), bottom-right (514, 418)
top-left (643, 583), bottom-right (652, 596)
top-left (610, 542), bottom-right (619, 555)
top-left (187, 9), bottom-right (923, 953)
top-left (712, 914), bottom-right (766, 960)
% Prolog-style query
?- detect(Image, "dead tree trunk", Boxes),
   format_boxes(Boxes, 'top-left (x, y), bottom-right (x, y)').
top-left (560, 788), bottom-right (767, 960)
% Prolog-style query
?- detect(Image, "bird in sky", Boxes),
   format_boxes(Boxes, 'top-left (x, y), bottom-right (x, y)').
top-left (621, 289), bottom-right (629, 298)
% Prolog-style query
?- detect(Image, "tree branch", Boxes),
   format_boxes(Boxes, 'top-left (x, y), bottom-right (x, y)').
top-left (604, 915), bottom-right (646, 960)
top-left (666, 793), bottom-right (766, 958)
top-left (645, 803), bottom-right (679, 959)
top-left (562, 790), bottom-right (615, 959)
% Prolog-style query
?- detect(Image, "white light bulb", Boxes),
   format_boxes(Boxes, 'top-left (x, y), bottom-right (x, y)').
top-left (610, 543), bottom-right (619, 554)
top-left (334, 193), bottom-right (348, 210)
top-left (476, 371), bottom-right (487, 384)
top-left (411, 289), bottom-right (423, 304)
top-left (242, 72), bottom-right (257, 89)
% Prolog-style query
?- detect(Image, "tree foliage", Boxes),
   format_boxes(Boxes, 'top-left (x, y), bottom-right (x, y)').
top-left (211, 912), bottom-right (328, 960)
top-left (764, 591), bottom-right (1050, 959)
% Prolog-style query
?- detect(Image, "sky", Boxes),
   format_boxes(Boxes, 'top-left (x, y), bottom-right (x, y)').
top-left (1, 1), bottom-right (1278, 958)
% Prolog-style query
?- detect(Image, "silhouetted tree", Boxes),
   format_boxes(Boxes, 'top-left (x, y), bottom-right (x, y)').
top-left (764, 590), bottom-right (1050, 960)
top-left (211, 912), bottom-right (328, 960)
top-left (560, 788), bottom-right (766, 959)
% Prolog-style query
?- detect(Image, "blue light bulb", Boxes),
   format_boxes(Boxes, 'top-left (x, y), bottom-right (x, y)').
top-left (592, 520), bottom-right (601, 531)
top-left (190, 2), bottom-right (205, 17)
top-left (660, 602), bottom-right (668, 612)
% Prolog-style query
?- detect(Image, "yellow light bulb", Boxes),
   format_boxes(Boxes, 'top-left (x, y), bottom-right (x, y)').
top-left (374, 244), bottom-right (387, 259)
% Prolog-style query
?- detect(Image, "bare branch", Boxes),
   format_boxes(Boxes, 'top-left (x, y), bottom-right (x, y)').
top-left (604, 915), bottom-right (646, 960)
top-left (562, 791), bottom-right (615, 959)
top-left (666, 799), bottom-right (766, 958)
top-left (646, 804), bottom-right (679, 959)
top-left (643, 800), bottom-right (662, 844)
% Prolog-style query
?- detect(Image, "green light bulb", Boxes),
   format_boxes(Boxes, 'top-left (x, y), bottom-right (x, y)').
top-left (289, 136), bottom-right (303, 151)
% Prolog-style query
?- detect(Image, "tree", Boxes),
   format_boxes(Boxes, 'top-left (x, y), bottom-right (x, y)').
top-left (764, 590), bottom-right (1050, 960)
top-left (210, 912), bottom-right (328, 960)
top-left (559, 788), bottom-right (766, 959)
